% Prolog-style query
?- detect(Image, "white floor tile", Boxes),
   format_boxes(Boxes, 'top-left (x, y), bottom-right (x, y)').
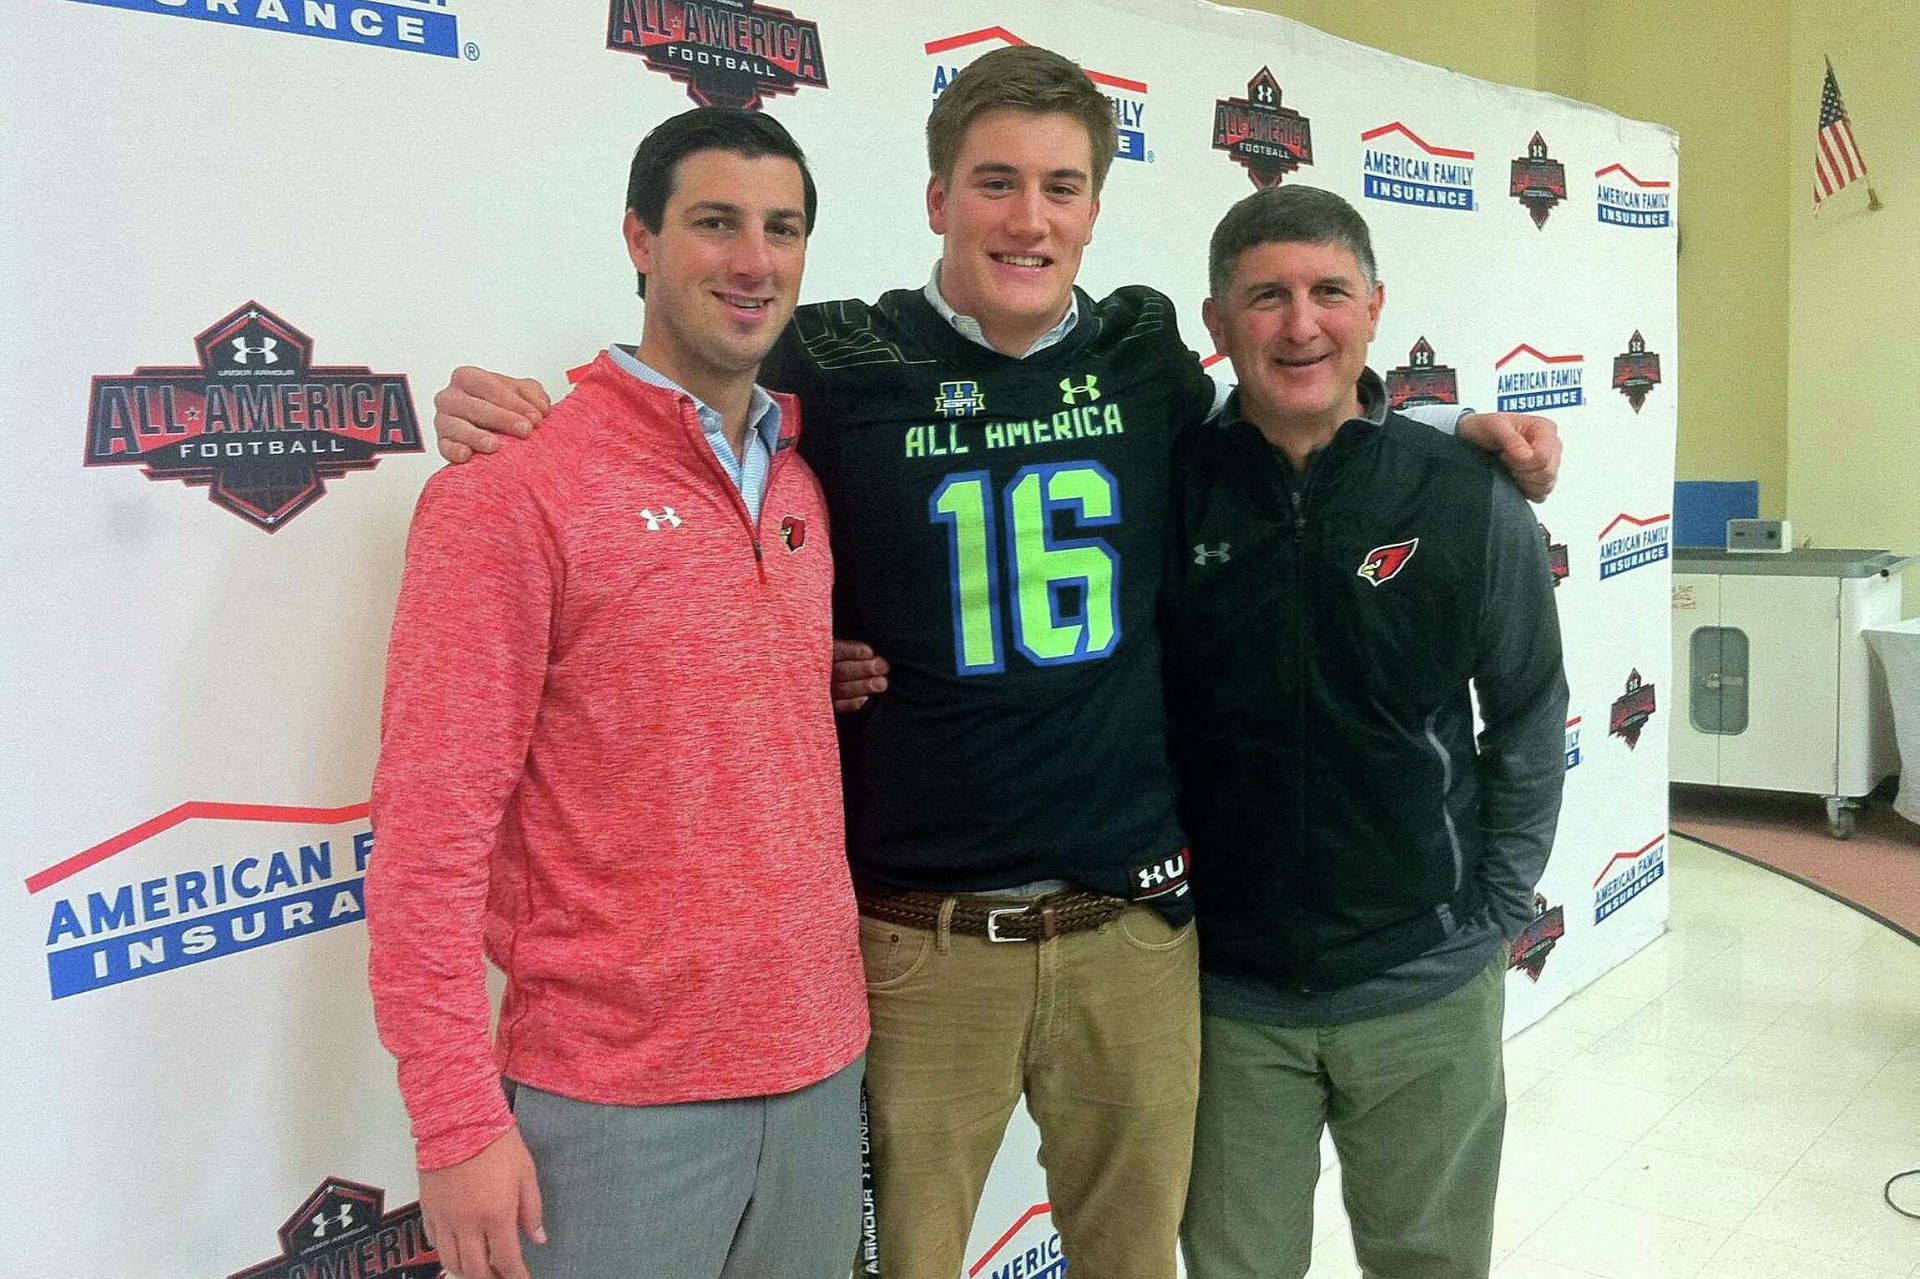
top-left (1606, 993), bottom-right (1776, 1057)
top-left (1491, 1177), bottom-right (1574, 1256)
top-left (1556, 1036), bottom-right (1727, 1097)
top-left (1635, 1094), bottom-right (1832, 1175)
top-left (1500, 1120), bottom-right (1633, 1193)
top-left (1505, 1021), bottom-right (1602, 1073)
top-left (1517, 1196), bottom-right (1729, 1278)
top-left (1583, 1143), bottom-right (1782, 1229)
top-left (1544, 986), bottom-right (1655, 1037)
top-left (1788, 1123), bottom-right (1920, 1198)
top-left (1687, 1055), bottom-right (1876, 1129)
top-left (1742, 1175), bottom-right (1920, 1271)
top-left (1507, 1073), bottom-right (1682, 1144)
top-left (1696, 1233), bottom-right (1914, 1279)
top-left (1302, 1229), bottom-right (1361, 1279)
top-left (1491, 1256), bottom-right (1608, 1279)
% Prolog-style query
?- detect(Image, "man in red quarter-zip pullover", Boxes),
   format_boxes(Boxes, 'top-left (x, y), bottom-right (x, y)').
top-left (366, 109), bottom-right (867, 1279)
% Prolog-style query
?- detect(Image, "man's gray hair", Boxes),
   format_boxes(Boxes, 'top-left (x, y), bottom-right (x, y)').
top-left (1207, 185), bottom-right (1379, 298)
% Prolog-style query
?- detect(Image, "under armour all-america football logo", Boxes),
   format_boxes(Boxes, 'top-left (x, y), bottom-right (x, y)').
top-left (1059, 375), bottom-right (1101, 405)
top-left (1357, 538), bottom-right (1419, 585)
top-left (640, 506), bottom-right (682, 530)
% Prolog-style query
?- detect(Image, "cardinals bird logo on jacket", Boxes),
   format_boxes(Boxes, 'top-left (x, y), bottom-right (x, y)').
top-left (1356, 538), bottom-right (1419, 586)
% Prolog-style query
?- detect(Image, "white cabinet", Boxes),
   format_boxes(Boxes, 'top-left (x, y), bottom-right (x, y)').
top-left (1669, 550), bottom-right (1910, 836)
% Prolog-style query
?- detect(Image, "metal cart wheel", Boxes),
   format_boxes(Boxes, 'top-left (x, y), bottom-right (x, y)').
top-left (1825, 796), bottom-right (1858, 840)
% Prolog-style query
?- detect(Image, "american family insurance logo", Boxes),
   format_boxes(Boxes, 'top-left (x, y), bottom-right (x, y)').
top-left (85, 303), bottom-right (421, 531)
top-left (1595, 163), bottom-right (1672, 228)
top-left (1383, 337), bottom-right (1459, 409)
top-left (228, 1178), bottom-right (439, 1279)
top-left (28, 802), bottom-right (373, 1000)
top-left (607, 0), bottom-right (828, 110)
top-left (1598, 511), bottom-right (1671, 581)
top-left (1509, 131), bottom-right (1567, 228)
top-left (65, 0), bottom-right (471, 59)
top-left (1213, 67), bottom-right (1312, 188)
top-left (928, 28), bottom-right (1149, 164)
top-left (1594, 835), bottom-right (1666, 925)
top-left (1361, 121), bottom-right (1475, 211)
top-left (1494, 343), bottom-right (1584, 413)
top-left (1564, 715), bottom-right (1583, 769)
top-left (971, 1204), bottom-right (1065, 1279)
top-left (1613, 330), bottom-right (1663, 412)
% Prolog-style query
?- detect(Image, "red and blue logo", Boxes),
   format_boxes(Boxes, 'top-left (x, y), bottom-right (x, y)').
top-left (1495, 343), bottom-right (1584, 413)
top-left (608, 0), bottom-right (828, 110)
top-left (1598, 512), bottom-right (1671, 580)
top-left (1594, 835), bottom-right (1666, 924)
top-left (927, 27), bottom-right (1150, 164)
top-left (68, 0), bottom-right (468, 59)
top-left (971, 1204), bottom-right (1065, 1279)
top-left (1361, 121), bottom-right (1475, 211)
top-left (1595, 163), bottom-right (1672, 229)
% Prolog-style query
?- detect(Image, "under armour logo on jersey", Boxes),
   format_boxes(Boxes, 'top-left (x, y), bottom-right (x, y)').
top-left (1059, 375), bottom-right (1101, 405)
top-left (310, 1205), bottom-right (354, 1239)
top-left (1357, 537), bottom-right (1420, 585)
top-left (935, 380), bottom-right (986, 418)
top-left (1194, 543), bottom-right (1232, 565)
top-left (231, 337), bottom-right (279, 365)
top-left (640, 506), bottom-right (682, 530)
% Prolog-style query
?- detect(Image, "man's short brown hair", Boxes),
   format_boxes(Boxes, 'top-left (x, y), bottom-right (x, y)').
top-left (925, 45), bottom-right (1118, 193)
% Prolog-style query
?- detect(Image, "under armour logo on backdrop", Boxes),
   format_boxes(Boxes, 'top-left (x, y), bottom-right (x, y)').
top-left (640, 506), bottom-right (682, 530)
top-left (231, 337), bottom-right (280, 365)
top-left (310, 1205), bottom-right (355, 1239)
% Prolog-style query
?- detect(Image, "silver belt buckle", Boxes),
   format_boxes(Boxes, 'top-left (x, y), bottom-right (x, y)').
top-left (985, 905), bottom-right (1031, 942)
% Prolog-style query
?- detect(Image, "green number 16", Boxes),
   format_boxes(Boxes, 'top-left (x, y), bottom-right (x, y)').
top-left (929, 461), bottom-right (1123, 675)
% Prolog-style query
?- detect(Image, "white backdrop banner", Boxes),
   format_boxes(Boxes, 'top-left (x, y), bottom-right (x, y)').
top-left (2, 1), bottom-right (1674, 1273)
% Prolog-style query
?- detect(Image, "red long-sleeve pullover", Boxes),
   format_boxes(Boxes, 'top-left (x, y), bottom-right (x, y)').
top-left (367, 355), bottom-right (866, 1171)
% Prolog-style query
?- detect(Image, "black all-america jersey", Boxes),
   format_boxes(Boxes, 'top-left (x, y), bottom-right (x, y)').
top-left (761, 285), bottom-right (1216, 905)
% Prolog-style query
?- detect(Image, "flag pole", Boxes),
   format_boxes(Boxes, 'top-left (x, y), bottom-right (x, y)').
top-left (1828, 55), bottom-right (1884, 210)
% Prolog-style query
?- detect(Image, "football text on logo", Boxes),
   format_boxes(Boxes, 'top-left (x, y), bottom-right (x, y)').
top-left (936, 380), bottom-right (986, 418)
top-left (1594, 163), bottom-right (1672, 228)
top-left (1213, 67), bottom-right (1312, 188)
top-left (607, 0), bottom-right (828, 110)
top-left (1510, 132), bottom-right (1567, 228)
top-left (780, 513), bottom-right (807, 552)
top-left (1509, 894), bottom-right (1566, 981)
top-left (1361, 122), bottom-right (1476, 211)
top-left (227, 1178), bottom-right (437, 1279)
top-left (29, 803), bottom-right (374, 1000)
top-left (1609, 669), bottom-right (1658, 748)
top-left (1357, 538), bottom-right (1419, 586)
top-left (1564, 716), bottom-right (1583, 769)
top-left (1597, 512), bottom-right (1671, 580)
top-left (1613, 331), bottom-right (1663, 412)
top-left (1129, 849), bottom-right (1190, 901)
top-left (85, 303), bottom-right (420, 531)
top-left (1495, 344), bottom-right (1585, 413)
top-left (68, 0), bottom-right (465, 58)
top-left (1543, 526), bottom-right (1571, 587)
top-left (1384, 337), bottom-right (1460, 409)
top-left (927, 28), bottom-right (1150, 164)
top-left (1594, 835), bottom-right (1666, 924)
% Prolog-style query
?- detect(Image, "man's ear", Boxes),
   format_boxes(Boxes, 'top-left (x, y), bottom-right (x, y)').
top-left (926, 172), bottom-right (949, 236)
top-left (1201, 296), bottom-right (1225, 353)
top-left (624, 209), bottom-right (654, 277)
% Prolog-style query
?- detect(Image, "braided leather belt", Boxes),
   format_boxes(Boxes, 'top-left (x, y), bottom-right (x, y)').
top-left (857, 888), bottom-right (1131, 942)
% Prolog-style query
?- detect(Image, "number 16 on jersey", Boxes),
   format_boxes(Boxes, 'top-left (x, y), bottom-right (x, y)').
top-left (929, 461), bottom-right (1123, 675)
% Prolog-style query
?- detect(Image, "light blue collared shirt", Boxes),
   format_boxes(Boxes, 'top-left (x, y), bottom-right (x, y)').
top-left (924, 262), bottom-right (1080, 358)
top-left (607, 344), bottom-right (782, 522)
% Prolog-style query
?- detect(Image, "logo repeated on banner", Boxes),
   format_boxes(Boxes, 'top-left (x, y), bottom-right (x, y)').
top-left (1594, 835), bottom-right (1666, 925)
top-left (1509, 894), bottom-right (1565, 981)
top-left (66, 0), bottom-right (470, 59)
top-left (227, 1178), bottom-right (438, 1279)
top-left (1609, 669), bottom-right (1658, 749)
top-left (1543, 526), bottom-right (1570, 587)
top-left (1212, 67), bottom-right (1313, 188)
top-left (1564, 715), bottom-right (1583, 769)
top-left (1598, 511), bottom-right (1672, 580)
top-left (1613, 331), bottom-right (1664, 412)
top-left (85, 303), bottom-right (421, 531)
top-left (1359, 121), bottom-right (1476, 211)
top-left (606, 0), bottom-right (828, 110)
top-left (1509, 131), bottom-right (1567, 228)
top-left (927, 27), bottom-right (1151, 165)
top-left (1495, 343), bottom-right (1585, 413)
top-left (973, 1204), bottom-right (1066, 1279)
top-left (1383, 337), bottom-right (1460, 409)
top-left (27, 802), bottom-right (373, 1000)
top-left (1594, 163), bottom-right (1672, 228)
top-left (1356, 538), bottom-right (1419, 586)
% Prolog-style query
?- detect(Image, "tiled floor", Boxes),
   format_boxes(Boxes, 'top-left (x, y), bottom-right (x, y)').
top-left (1302, 837), bottom-right (1920, 1278)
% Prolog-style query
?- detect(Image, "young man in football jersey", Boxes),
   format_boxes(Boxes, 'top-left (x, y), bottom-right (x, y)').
top-left (366, 109), bottom-right (867, 1279)
top-left (427, 47), bottom-right (1560, 1279)
top-left (1164, 185), bottom-right (1567, 1279)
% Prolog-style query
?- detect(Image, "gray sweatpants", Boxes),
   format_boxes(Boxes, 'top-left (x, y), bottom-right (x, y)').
top-left (512, 1055), bottom-right (864, 1279)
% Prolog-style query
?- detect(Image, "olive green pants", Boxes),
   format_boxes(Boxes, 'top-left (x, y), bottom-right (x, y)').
top-left (1181, 955), bottom-right (1507, 1279)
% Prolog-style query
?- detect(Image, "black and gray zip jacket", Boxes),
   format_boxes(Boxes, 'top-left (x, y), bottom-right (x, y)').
top-left (1163, 370), bottom-right (1568, 995)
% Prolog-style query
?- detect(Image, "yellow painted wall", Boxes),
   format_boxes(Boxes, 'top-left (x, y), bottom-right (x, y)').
top-left (1787, 4), bottom-right (1920, 605)
top-left (1230, 0), bottom-right (1541, 88)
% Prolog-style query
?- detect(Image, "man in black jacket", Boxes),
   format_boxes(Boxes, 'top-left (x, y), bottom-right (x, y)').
top-left (1165, 186), bottom-right (1568, 1279)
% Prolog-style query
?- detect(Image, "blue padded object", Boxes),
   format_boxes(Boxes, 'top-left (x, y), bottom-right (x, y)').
top-left (1673, 481), bottom-right (1760, 547)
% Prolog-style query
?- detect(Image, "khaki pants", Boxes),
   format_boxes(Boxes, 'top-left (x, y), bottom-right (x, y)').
top-left (859, 904), bottom-right (1201, 1278)
top-left (1181, 955), bottom-right (1508, 1279)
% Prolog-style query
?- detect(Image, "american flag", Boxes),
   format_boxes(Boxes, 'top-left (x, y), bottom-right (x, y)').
top-left (1812, 60), bottom-right (1871, 211)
